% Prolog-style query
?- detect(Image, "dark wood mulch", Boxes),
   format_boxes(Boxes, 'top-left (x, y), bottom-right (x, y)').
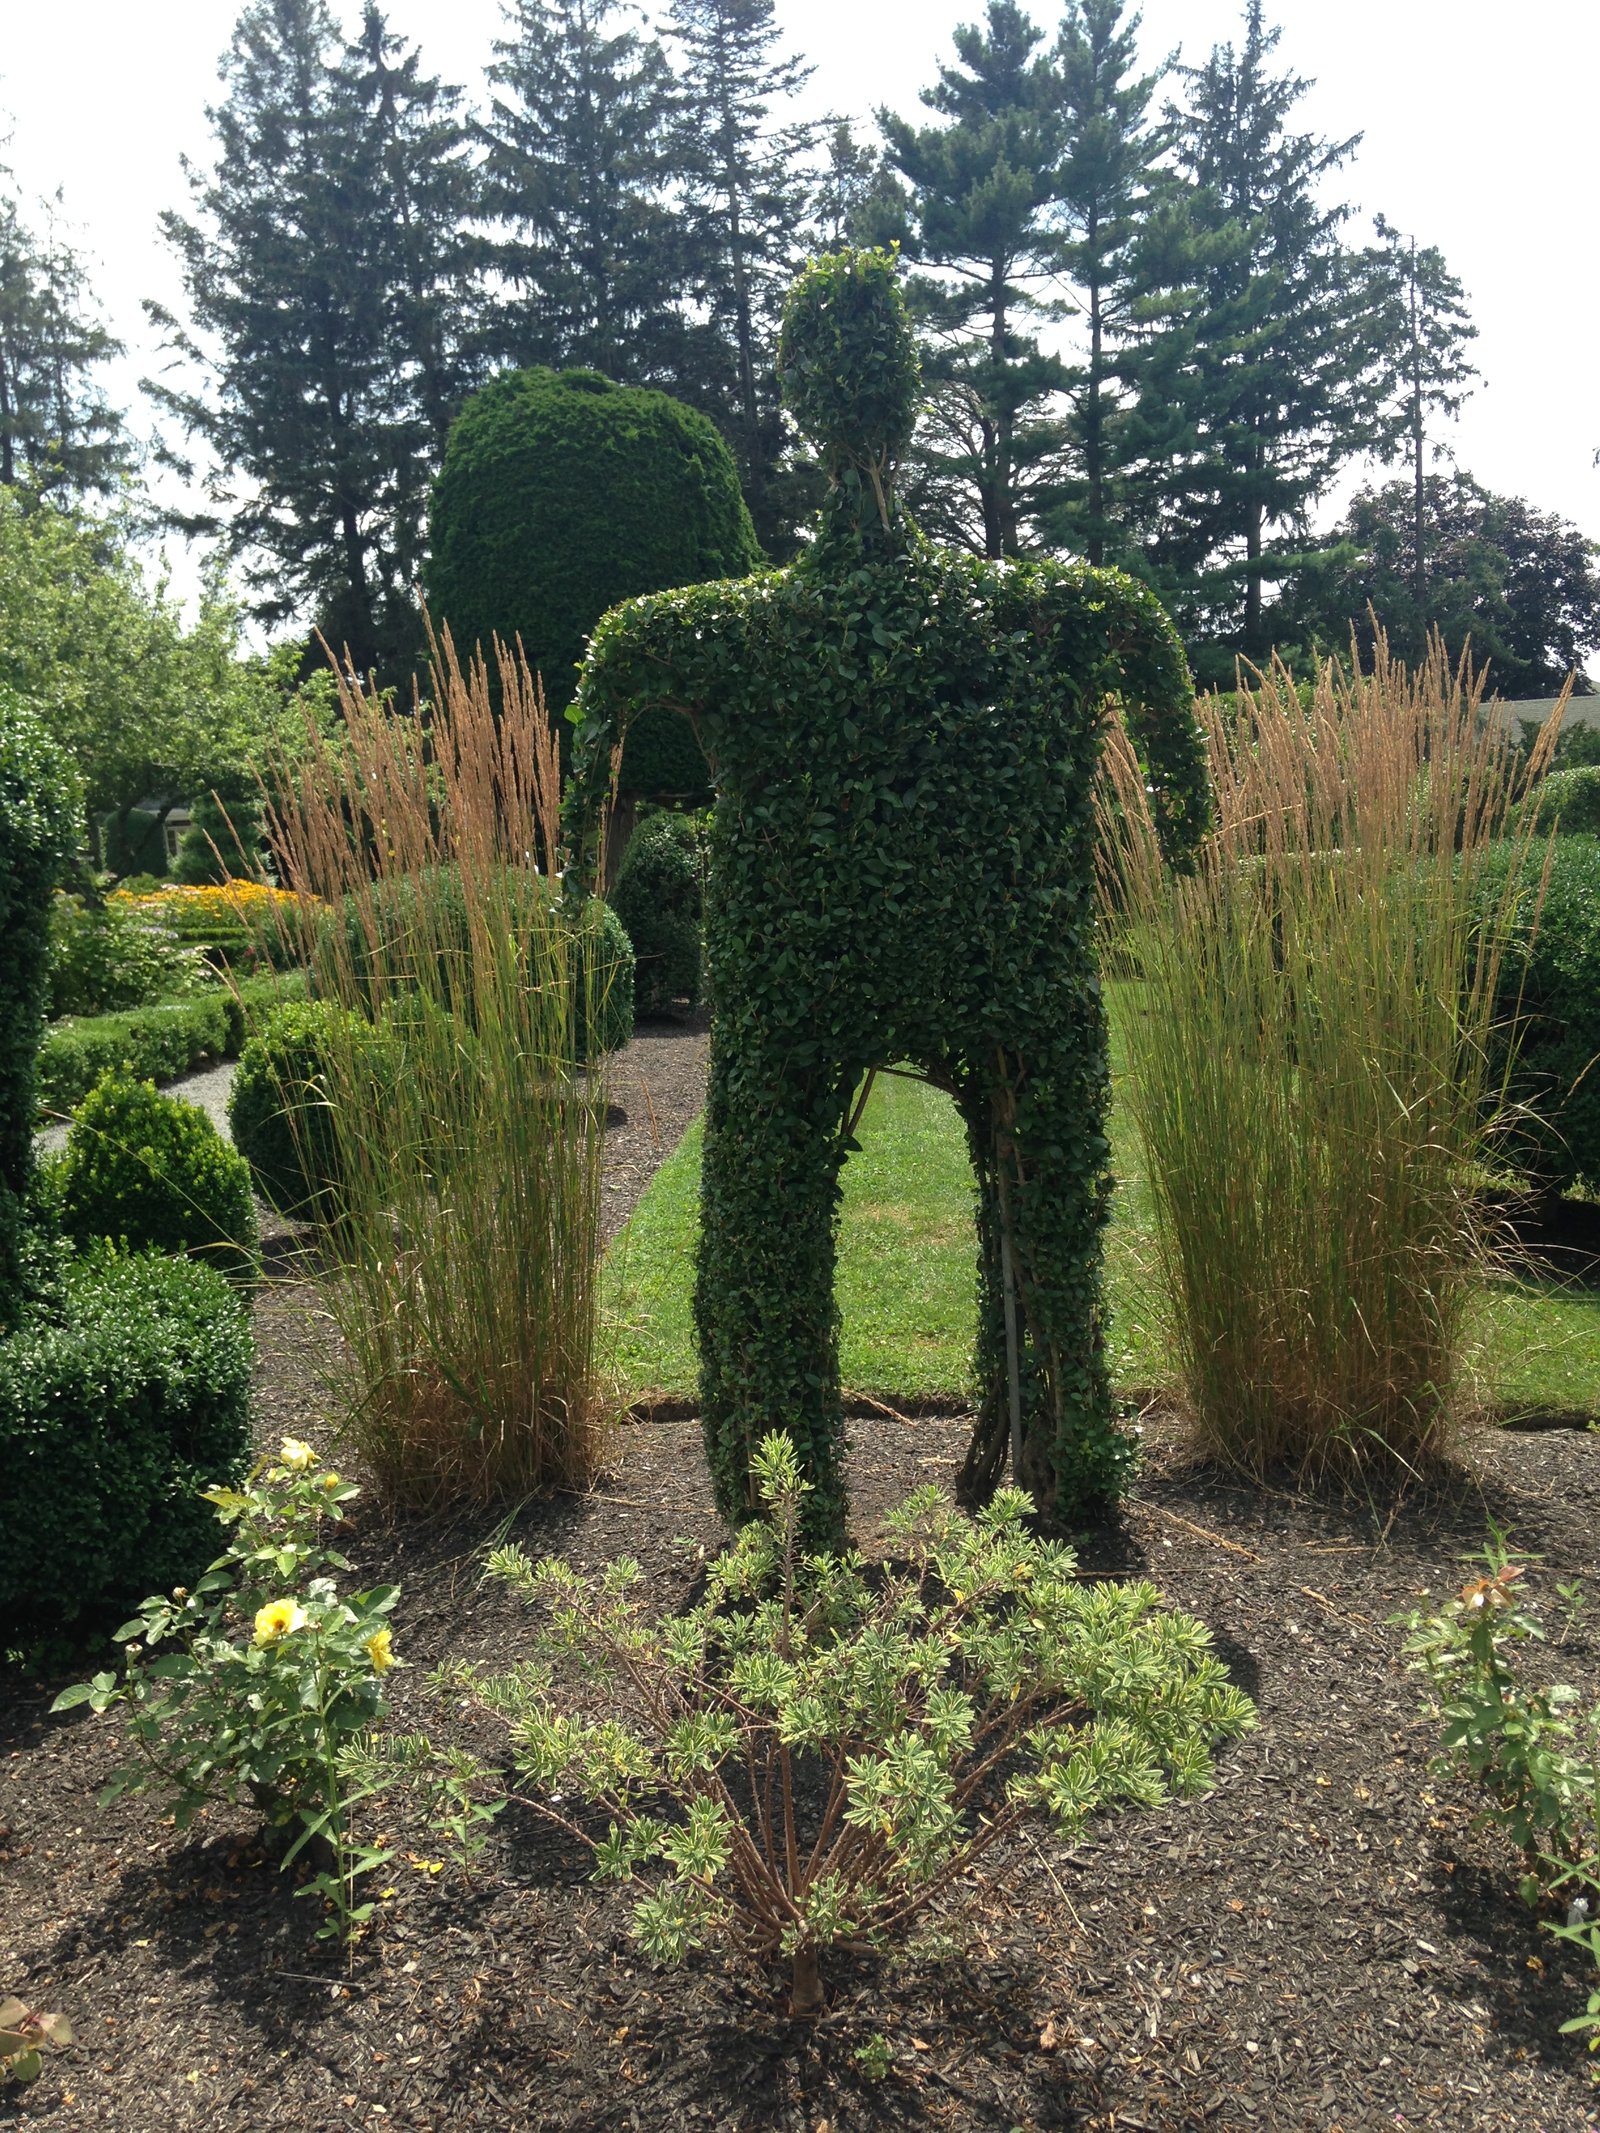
top-left (6, 1400), bottom-right (1600, 2132)
top-left (5, 1026), bottom-right (1600, 2131)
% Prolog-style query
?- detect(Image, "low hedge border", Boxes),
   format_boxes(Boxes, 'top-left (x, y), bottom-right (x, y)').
top-left (36, 974), bottom-right (308, 1118)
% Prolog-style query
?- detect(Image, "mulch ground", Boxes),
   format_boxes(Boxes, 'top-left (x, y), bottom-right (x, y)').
top-left (5, 1021), bottom-right (1600, 2132)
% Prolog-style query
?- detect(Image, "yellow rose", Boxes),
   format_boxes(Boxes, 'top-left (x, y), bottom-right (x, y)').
top-left (280, 1438), bottom-right (317, 1471)
top-left (254, 1600), bottom-right (308, 1647)
top-left (365, 1628), bottom-right (396, 1673)
top-left (320, 1471), bottom-right (342, 1492)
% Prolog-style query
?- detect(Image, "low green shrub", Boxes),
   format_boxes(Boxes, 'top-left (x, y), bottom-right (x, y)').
top-left (35, 993), bottom-right (234, 1115)
top-left (54, 1441), bottom-right (410, 1941)
top-left (315, 866), bottom-right (635, 1057)
top-left (0, 1998), bottom-right (73, 2089)
top-left (55, 1073), bottom-right (259, 1280)
top-left (610, 811), bottom-right (704, 1015)
top-left (1517, 765), bottom-right (1600, 839)
top-left (1399, 1533), bottom-right (1600, 2043)
top-left (0, 1249), bottom-right (253, 1647)
top-left (229, 999), bottom-right (398, 1219)
top-left (46, 891), bottom-right (200, 1017)
top-left (1482, 833), bottom-right (1600, 1197)
top-left (465, 1432), bottom-right (1255, 2016)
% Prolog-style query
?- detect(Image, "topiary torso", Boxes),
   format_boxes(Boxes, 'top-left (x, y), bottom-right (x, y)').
top-left (427, 370), bottom-right (762, 801)
top-left (569, 250), bottom-right (1207, 1542)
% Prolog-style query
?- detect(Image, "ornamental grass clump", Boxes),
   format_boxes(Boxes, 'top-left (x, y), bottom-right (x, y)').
top-left (465, 1432), bottom-right (1254, 2016)
top-left (261, 626), bottom-right (618, 1505)
top-left (1098, 636), bottom-right (1556, 1480)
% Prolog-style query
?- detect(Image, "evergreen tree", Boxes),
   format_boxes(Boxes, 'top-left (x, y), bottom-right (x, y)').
top-left (666, 0), bottom-right (819, 554)
top-left (0, 177), bottom-right (126, 498)
top-left (880, 1), bottom-right (1068, 560)
top-left (1124, 1), bottom-right (1385, 668)
top-left (810, 122), bottom-right (908, 252)
top-left (482, 0), bottom-right (685, 382)
top-left (1363, 214), bottom-right (1478, 600)
top-left (148, 0), bottom-right (481, 675)
top-left (1045, 0), bottom-right (1166, 566)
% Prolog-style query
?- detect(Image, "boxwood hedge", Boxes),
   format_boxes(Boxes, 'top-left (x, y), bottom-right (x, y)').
top-left (0, 1249), bottom-right (253, 1647)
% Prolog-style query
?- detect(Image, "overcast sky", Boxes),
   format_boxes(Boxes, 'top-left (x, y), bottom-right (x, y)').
top-left (2, 0), bottom-right (1595, 616)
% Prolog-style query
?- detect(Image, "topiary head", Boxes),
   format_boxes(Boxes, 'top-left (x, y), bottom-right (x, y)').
top-left (778, 248), bottom-right (921, 510)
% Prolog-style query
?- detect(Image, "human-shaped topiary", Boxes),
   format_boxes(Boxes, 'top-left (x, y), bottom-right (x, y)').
top-left (569, 249), bottom-right (1208, 1543)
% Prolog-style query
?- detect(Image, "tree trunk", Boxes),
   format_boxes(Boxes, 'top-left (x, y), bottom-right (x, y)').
top-left (789, 1943), bottom-right (824, 2017)
top-left (1410, 255), bottom-right (1426, 604)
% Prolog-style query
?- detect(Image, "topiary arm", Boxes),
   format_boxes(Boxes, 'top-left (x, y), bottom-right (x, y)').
top-left (564, 582), bottom-right (754, 889)
top-left (1026, 566), bottom-right (1210, 869)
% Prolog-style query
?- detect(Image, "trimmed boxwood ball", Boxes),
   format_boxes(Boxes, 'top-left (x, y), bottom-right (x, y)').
top-left (314, 867), bottom-right (634, 1059)
top-left (0, 1248), bottom-right (253, 1648)
top-left (610, 812), bottom-right (705, 1016)
top-left (1482, 832), bottom-right (1600, 1197)
top-left (229, 999), bottom-right (398, 1221)
top-left (55, 1071), bottom-right (259, 1281)
top-left (426, 368), bottom-right (762, 800)
top-left (568, 248), bottom-right (1207, 1544)
top-left (0, 688), bottom-right (81, 1322)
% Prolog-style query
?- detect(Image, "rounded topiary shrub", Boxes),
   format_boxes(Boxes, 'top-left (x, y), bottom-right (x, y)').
top-left (56, 1072), bottom-right (259, 1281)
top-left (610, 811), bottom-right (705, 1016)
top-left (427, 368), bottom-right (762, 798)
top-left (1482, 831), bottom-right (1600, 1196)
top-left (1518, 764), bottom-right (1600, 840)
top-left (0, 1248), bottom-right (253, 1648)
top-left (229, 999), bottom-right (397, 1221)
top-left (314, 868), bottom-right (635, 1058)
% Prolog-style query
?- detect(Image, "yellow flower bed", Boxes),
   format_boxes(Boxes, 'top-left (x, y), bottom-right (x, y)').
top-left (109, 881), bottom-right (306, 919)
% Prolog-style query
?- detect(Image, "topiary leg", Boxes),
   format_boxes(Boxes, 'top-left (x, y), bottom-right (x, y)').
top-left (694, 1032), bottom-right (852, 1547)
top-left (960, 1028), bottom-right (1130, 1528)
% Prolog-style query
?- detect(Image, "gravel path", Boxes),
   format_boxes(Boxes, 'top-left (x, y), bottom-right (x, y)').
top-left (34, 1018), bottom-right (711, 1241)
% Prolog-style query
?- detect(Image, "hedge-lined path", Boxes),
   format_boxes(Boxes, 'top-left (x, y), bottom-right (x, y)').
top-left (32, 1014), bottom-right (712, 1238)
top-left (5, 1409), bottom-right (1599, 2131)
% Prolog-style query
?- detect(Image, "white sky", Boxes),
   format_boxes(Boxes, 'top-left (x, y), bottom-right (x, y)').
top-left (2, 0), bottom-right (1596, 619)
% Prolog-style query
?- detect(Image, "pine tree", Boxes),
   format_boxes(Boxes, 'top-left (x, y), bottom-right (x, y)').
top-left (1124, 1), bottom-right (1386, 668)
top-left (148, 0), bottom-right (481, 674)
top-left (810, 123), bottom-right (908, 252)
top-left (482, 0), bottom-right (685, 382)
top-left (0, 177), bottom-right (126, 499)
top-left (1363, 215), bottom-right (1477, 601)
top-left (1046, 0), bottom-right (1166, 566)
top-left (880, 1), bottom-right (1068, 559)
top-left (666, 0), bottom-right (818, 554)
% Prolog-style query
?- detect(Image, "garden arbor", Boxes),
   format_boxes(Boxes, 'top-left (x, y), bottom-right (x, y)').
top-left (571, 249), bottom-right (1207, 1540)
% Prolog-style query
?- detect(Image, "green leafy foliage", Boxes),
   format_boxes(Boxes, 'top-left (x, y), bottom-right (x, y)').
top-left (570, 247), bottom-right (1204, 1540)
top-left (0, 689), bottom-right (81, 1321)
top-left (1398, 1533), bottom-right (1600, 2042)
top-left (465, 1432), bottom-right (1253, 2014)
top-left (229, 999), bottom-right (398, 1221)
top-left (314, 866), bottom-right (634, 1058)
top-left (1518, 766), bottom-right (1600, 841)
top-left (46, 890), bottom-right (201, 1017)
top-left (53, 1443), bottom-right (412, 1940)
top-left (1481, 833), bottom-right (1600, 1198)
top-left (610, 811), bottom-right (705, 1015)
top-left (0, 1249), bottom-right (252, 1648)
top-left (0, 1997), bottom-right (74, 2088)
top-left (427, 365), bottom-right (761, 794)
top-left (54, 1072), bottom-right (259, 1281)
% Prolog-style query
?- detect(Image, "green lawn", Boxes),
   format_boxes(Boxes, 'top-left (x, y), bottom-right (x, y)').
top-left (602, 1041), bottom-right (1600, 1423)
